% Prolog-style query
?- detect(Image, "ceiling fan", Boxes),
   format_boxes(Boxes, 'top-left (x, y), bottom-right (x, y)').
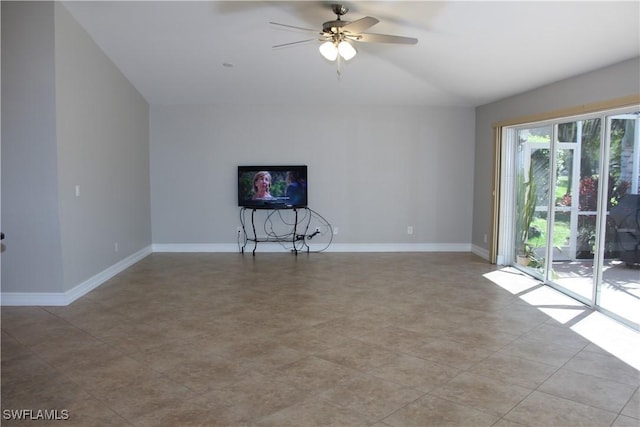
top-left (270, 3), bottom-right (418, 74)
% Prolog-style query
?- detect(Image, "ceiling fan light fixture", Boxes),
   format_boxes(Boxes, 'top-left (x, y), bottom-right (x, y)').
top-left (337, 40), bottom-right (356, 60)
top-left (319, 41), bottom-right (338, 61)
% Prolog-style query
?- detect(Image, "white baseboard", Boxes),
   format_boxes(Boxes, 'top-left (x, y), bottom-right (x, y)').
top-left (324, 243), bottom-right (472, 252)
top-left (471, 244), bottom-right (490, 261)
top-left (1, 246), bottom-right (152, 306)
top-left (152, 242), bottom-right (472, 253)
top-left (152, 243), bottom-right (240, 252)
top-left (0, 291), bottom-right (71, 307)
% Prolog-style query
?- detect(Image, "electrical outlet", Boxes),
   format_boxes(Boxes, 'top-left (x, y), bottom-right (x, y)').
top-left (484, 233), bottom-right (488, 243)
top-left (407, 226), bottom-right (413, 235)
top-left (333, 227), bottom-right (339, 235)
top-left (114, 242), bottom-right (119, 253)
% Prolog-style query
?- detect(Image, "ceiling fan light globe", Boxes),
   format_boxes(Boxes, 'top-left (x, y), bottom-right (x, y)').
top-left (338, 41), bottom-right (356, 60)
top-left (319, 41), bottom-right (338, 61)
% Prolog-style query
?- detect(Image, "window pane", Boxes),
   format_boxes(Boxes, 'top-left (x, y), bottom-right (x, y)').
top-left (600, 113), bottom-right (640, 326)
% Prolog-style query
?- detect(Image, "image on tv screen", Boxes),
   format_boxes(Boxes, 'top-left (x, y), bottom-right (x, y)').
top-left (238, 165), bottom-right (307, 208)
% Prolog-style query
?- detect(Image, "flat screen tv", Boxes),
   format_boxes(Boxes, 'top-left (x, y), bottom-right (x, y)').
top-left (237, 165), bottom-right (308, 208)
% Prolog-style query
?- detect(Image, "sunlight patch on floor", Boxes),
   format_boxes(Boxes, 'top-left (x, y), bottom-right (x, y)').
top-left (484, 268), bottom-right (586, 323)
top-left (483, 267), bottom-right (540, 294)
top-left (570, 311), bottom-right (640, 371)
top-left (485, 267), bottom-right (640, 370)
top-left (518, 286), bottom-right (587, 324)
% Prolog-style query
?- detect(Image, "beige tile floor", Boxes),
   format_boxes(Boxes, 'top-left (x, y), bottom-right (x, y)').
top-left (1, 252), bottom-right (639, 426)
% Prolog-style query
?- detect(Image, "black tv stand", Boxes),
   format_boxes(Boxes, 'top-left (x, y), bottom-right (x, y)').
top-left (239, 206), bottom-right (311, 255)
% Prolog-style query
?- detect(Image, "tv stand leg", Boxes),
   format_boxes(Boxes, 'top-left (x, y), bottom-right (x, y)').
top-left (293, 208), bottom-right (298, 255)
top-left (251, 209), bottom-right (258, 255)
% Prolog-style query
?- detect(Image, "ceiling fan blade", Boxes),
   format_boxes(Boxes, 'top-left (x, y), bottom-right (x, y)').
top-left (272, 38), bottom-right (318, 49)
top-left (341, 16), bottom-right (379, 34)
top-left (355, 33), bottom-right (418, 45)
top-left (269, 22), bottom-right (319, 34)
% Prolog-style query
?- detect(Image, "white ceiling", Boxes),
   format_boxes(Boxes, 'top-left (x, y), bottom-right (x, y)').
top-left (62, 1), bottom-right (640, 107)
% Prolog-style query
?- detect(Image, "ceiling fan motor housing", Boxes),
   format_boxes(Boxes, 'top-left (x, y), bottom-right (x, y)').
top-left (323, 19), bottom-right (349, 34)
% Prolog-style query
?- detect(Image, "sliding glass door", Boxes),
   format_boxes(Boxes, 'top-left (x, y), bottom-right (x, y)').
top-left (505, 107), bottom-right (639, 330)
top-left (600, 113), bottom-right (640, 325)
top-left (549, 118), bottom-right (602, 303)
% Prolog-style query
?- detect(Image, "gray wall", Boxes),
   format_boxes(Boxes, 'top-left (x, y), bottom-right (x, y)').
top-left (472, 57), bottom-right (640, 255)
top-left (1, 1), bottom-right (64, 292)
top-left (151, 105), bottom-right (475, 246)
top-left (1, 2), bottom-right (151, 294)
top-left (54, 4), bottom-right (151, 290)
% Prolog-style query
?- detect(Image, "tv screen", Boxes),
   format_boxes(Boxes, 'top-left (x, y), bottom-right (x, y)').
top-left (238, 165), bottom-right (308, 208)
